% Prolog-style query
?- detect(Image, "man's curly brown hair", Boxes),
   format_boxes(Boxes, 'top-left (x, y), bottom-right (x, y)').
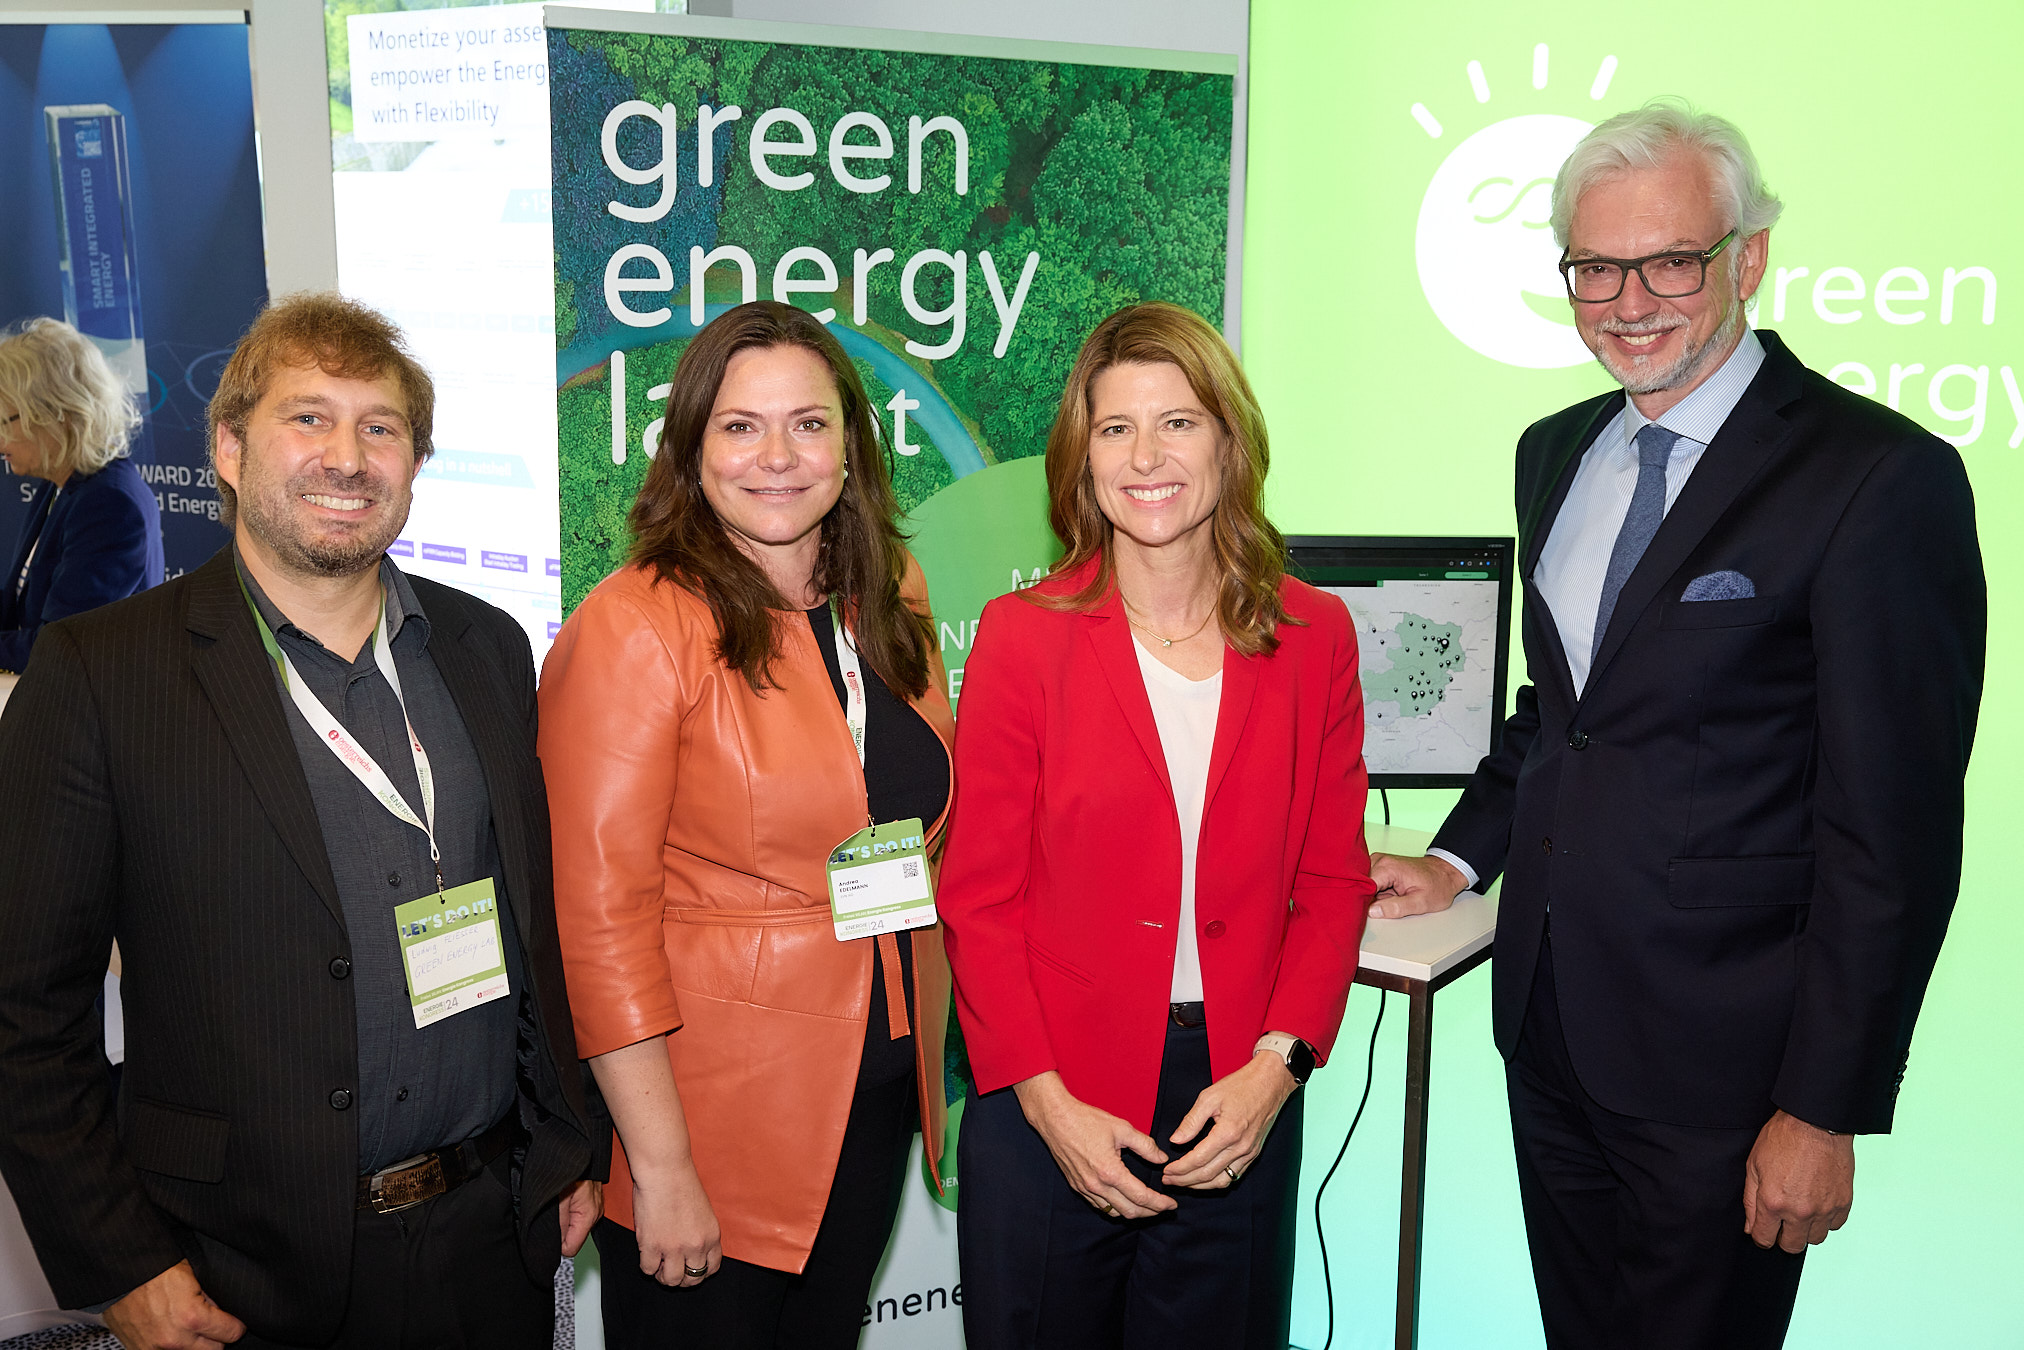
top-left (207, 292), bottom-right (434, 528)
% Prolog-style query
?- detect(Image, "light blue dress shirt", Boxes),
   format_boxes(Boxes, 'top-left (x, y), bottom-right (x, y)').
top-left (1427, 328), bottom-right (1766, 891)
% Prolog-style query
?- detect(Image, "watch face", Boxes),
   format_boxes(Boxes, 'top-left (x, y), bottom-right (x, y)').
top-left (1289, 1041), bottom-right (1317, 1084)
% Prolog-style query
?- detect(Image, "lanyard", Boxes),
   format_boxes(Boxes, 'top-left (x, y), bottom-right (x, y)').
top-left (240, 574), bottom-right (445, 892)
top-left (13, 486), bottom-right (58, 598)
top-left (829, 598), bottom-right (868, 768)
top-left (823, 601), bottom-right (919, 1035)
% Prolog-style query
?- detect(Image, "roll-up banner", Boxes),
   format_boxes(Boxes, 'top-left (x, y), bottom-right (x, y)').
top-left (546, 10), bottom-right (1235, 1344)
top-left (547, 8), bottom-right (1236, 704)
top-left (0, 17), bottom-right (266, 582)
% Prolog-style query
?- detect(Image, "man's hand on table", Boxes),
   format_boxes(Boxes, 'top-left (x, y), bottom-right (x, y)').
top-left (1368, 853), bottom-right (1469, 920)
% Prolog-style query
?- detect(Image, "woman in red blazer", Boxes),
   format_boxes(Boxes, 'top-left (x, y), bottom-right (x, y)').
top-left (938, 303), bottom-right (1373, 1349)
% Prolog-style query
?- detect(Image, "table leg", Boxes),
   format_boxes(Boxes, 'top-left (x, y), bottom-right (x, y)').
top-left (1395, 980), bottom-right (1433, 1350)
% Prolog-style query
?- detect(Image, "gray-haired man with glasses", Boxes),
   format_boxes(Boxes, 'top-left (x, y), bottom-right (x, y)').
top-left (1370, 99), bottom-right (1984, 1348)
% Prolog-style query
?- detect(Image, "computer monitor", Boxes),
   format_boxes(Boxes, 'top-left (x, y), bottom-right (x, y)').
top-left (1285, 536), bottom-right (1514, 788)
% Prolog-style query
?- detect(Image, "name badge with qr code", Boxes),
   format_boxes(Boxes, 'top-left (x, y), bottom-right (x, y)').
top-left (826, 818), bottom-right (936, 941)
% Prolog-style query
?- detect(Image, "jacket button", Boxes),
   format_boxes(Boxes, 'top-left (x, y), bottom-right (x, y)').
top-left (1204, 920), bottom-right (1227, 938)
top-left (1541, 837), bottom-right (1553, 855)
top-left (1568, 730), bottom-right (1589, 750)
top-left (328, 957), bottom-right (350, 979)
top-left (329, 1089), bottom-right (352, 1110)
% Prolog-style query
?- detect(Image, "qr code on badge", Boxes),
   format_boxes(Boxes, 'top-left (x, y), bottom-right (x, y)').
top-left (901, 860), bottom-right (920, 880)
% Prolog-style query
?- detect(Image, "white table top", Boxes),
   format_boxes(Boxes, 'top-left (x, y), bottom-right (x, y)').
top-left (1358, 822), bottom-right (1499, 984)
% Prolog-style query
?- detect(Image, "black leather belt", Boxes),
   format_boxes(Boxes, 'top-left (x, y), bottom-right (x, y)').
top-left (356, 1115), bottom-right (514, 1214)
top-left (1169, 1001), bottom-right (1207, 1029)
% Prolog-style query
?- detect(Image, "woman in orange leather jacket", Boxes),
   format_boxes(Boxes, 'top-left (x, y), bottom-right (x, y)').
top-left (538, 302), bottom-right (954, 1349)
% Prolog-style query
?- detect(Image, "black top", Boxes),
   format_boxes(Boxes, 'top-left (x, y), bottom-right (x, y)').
top-left (245, 557), bottom-right (524, 1170)
top-left (804, 604), bottom-right (949, 1087)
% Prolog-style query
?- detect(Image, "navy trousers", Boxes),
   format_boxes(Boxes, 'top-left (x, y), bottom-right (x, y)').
top-left (957, 1019), bottom-right (1303, 1350)
top-left (1509, 934), bottom-right (1807, 1349)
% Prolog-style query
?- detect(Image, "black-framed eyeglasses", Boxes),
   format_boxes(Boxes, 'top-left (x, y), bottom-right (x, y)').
top-left (1559, 229), bottom-right (1737, 303)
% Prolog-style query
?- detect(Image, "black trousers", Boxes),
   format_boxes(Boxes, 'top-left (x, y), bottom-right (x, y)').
top-left (956, 1019), bottom-right (1303, 1350)
top-left (237, 1150), bottom-right (551, 1350)
top-left (595, 1069), bottom-right (916, 1350)
top-left (1509, 934), bottom-right (1806, 1350)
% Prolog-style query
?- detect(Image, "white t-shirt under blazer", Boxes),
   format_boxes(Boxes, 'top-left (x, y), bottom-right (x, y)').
top-left (1133, 638), bottom-right (1223, 1003)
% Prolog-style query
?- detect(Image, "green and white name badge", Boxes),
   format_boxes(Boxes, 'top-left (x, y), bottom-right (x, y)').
top-left (393, 878), bottom-right (511, 1029)
top-left (826, 818), bottom-right (936, 941)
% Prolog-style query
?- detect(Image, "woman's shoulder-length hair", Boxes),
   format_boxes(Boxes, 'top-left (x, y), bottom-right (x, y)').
top-left (625, 300), bottom-right (933, 697)
top-left (1035, 300), bottom-right (1295, 657)
top-left (0, 318), bottom-right (140, 478)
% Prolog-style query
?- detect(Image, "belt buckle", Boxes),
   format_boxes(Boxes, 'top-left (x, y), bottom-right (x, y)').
top-left (367, 1153), bottom-right (446, 1213)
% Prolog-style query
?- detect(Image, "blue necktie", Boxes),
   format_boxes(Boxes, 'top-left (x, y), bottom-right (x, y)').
top-left (1592, 424), bottom-right (1680, 663)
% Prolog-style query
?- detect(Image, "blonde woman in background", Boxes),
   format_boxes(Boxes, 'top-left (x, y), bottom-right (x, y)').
top-left (0, 318), bottom-right (161, 671)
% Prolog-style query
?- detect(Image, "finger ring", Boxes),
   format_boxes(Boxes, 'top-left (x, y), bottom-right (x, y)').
top-left (1225, 1163), bottom-right (1241, 1182)
top-left (683, 1263), bottom-right (708, 1277)
top-left (1104, 1202), bottom-right (1120, 1217)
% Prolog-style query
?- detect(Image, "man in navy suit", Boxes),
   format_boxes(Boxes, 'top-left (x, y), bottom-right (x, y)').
top-left (1372, 101), bottom-right (1984, 1348)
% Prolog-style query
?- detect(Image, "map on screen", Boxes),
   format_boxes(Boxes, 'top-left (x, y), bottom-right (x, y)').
top-left (1289, 538), bottom-right (1513, 785)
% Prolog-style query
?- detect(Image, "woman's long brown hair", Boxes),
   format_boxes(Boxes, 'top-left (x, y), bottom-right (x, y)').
top-left (1034, 301), bottom-right (1295, 656)
top-left (627, 301), bottom-right (933, 697)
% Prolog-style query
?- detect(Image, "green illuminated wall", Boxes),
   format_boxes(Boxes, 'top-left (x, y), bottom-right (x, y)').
top-left (1244, 1), bottom-right (2024, 1345)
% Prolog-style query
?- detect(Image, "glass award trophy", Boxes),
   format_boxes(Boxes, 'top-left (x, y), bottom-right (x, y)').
top-left (44, 104), bottom-right (151, 451)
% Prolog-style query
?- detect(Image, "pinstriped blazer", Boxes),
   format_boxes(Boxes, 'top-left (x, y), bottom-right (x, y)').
top-left (0, 546), bottom-right (607, 1342)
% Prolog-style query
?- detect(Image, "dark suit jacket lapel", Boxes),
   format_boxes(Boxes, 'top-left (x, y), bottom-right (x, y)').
top-left (1521, 578), bottom-right (1577, 708)
top-left (1521, 398), bottom-right (1620, 578)
top-left (422, 596), bottom-right (537, 953)
top-left (1587, 338), bottom-right (1804, 688)
top-left (183, 551), bottom-right (343, 922)
top-left (1519, 397), bottom-right (1619, 710)
top-left (1085, 598), bottom-right (1175, 804)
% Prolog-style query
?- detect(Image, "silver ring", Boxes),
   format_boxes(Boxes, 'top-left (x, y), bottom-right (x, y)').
top-left (683, 1263), bottom-right (708, 1278)
top-left (1225, 1163), bottom-right (1241, 1182)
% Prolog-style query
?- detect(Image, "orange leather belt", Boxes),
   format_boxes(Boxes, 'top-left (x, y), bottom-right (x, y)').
top-left (665, 904), bottom-right (826, 925)
top-left (877, 931), bottom-right (908, 1040)
top-left (665, 905), bottom-right (908, 1037)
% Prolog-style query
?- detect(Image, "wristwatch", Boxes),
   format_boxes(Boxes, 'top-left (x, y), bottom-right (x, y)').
top-left (1254, 1032), bottom-right (1316, 1085)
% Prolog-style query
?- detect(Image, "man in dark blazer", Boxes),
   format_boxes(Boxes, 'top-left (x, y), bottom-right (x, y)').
top-left (0, 295), bottom-right (606, 1350)
top-left (1371, 103), bottom-right (1984, 1348)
